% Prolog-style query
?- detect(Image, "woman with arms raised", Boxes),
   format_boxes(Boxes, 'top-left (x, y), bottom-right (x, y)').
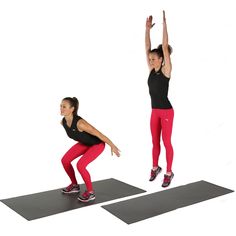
top-left (145, 11), bottom-right (174, 187)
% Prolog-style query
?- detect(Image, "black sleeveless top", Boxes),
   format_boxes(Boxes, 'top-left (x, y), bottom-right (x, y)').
top-left (148, 67), bottom-right (172, 109)
top-left (62, 115), bottom-right (102, 146)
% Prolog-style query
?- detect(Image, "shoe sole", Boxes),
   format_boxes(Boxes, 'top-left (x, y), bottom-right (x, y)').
top-left (77, 196), bottom-right (96, 203)
top-left (149, 168), bottom-right (162, 181)
top-left (61, 190), bottom-right (80, 194)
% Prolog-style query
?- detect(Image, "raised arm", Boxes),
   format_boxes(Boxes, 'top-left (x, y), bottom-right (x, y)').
top-left (145, 16), bottom-right (155, 70)
top-left (77, 119), bottom-right (120, 157)
top-left (162, 10), bottom-right (172, 77)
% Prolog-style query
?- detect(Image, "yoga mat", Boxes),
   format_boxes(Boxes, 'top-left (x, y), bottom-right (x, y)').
top-left (102, 180), bottom-right (234, 224)
top-left (1, 178), bottom-right (146, 220)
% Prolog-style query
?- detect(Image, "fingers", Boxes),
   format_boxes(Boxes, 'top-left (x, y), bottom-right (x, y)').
top-left (111, 147), bottom-right (120, 157)
top-left (117, 148), bottom-right (121, 157)
top-left (163, 10), bottom-right (166, 22)
top-left (146, 15), bottom-right (153, 23)
top-left (116, 151), bottom-right (120, 157)
top-left (114, 149), bottom-right (119, 157)
top-left (148, 15), bottom-right (153, 24)
top-left (149, 16), bottom-right (155, 28)
top-left (147, 12), bottom-right (166, 25)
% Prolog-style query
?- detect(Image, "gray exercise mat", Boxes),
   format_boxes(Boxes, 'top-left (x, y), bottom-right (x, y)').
top-left (102, 180), bottom-right (234, 224)
top-left (0, 178), bottom-right (146, 221)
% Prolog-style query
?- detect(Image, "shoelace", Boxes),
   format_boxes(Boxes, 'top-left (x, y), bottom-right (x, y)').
top-left (66, 184), bottom-right (74, 191)
top-left (82, 191), bottom-right (90, 198)
top-left (66, 184), bottom-right (78, 191)
top-left (163, 175), bottom-right (171, 183)
top-left (151, 170), bottom-right (156, 177)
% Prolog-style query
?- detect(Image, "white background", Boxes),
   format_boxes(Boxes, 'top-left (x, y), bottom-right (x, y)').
top-left (0, 0), bottom-right (235, 235)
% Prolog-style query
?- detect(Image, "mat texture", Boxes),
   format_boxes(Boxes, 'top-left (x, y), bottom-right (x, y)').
top-left (1, 178), bottom-right (146, 220)
top-left (102, 180), bottom-right (234, 224)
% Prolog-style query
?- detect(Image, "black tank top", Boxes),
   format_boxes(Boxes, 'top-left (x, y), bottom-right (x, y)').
top-left (62, 115), bottom-right (102, 146)
top-left (148, 67), bottom-right (172, 109)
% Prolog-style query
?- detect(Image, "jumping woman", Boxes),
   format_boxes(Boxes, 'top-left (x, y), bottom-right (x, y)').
top-left (60, 97), bottom-right (120, 202)
top-left (145, 11), bottom-right (174, 187)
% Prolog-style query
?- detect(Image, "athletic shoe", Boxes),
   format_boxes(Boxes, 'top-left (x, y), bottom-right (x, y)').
top-left (149, 166), bottom-right (162, 181)
top-left (162, 172), bottom-right (174, 188)
top-left (78, 191), bottom-right (96, 203)
top-left (61, 183), bottom-right (80, 194)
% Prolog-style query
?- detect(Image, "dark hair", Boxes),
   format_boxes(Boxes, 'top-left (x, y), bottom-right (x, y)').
top-left (150, 44), bottom-right (173, 62)
top-left (62, 97), bottom-right (79, 116)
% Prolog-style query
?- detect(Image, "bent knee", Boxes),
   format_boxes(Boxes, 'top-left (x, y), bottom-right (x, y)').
top-left (77, 162), bottom-right (86, 173)
top-left (61, 156), bottom-right (71, 166)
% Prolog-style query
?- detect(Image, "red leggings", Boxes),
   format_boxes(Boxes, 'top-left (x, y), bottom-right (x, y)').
top-left (61, 142), bottom-right (105, 192)
top-left (150, 108), bottom-right (174, 172)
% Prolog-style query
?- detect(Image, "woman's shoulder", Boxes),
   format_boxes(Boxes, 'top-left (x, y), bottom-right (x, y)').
top-left (76, 115), bottom-right (83, 121)
top-left (61, 117), bottom-right (65, 125)
top-left (148, 68), bottom-right (155, 76)
top-left (75, 115), bottom-right (84, 126)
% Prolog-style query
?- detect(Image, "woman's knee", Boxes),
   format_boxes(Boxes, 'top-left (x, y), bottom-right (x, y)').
top-left (152, 138), bottom-right (160, 147)
top-left (77, 162), bottom-right (86, 173)
top-left (163, 140), bottom-right (173, 149)
top-left (61, 155), bottom-right (71, 166)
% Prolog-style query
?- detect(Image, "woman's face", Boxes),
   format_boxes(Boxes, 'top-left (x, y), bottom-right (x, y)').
top-left (60, 100), bottom-right (74, 116)
top-left (149, 53), bottom-right (163, 69)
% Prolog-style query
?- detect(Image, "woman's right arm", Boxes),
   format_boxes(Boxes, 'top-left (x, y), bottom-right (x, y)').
top-left (145, 16), bottom-right (154, 70)
top-left (77, 119), bottom-right (120, 157)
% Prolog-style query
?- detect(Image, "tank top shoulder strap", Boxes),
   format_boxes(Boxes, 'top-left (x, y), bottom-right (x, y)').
top-left (72, 115), bottom-right (82, 129)
top-left (62, 117), bottom-right (66, 126)
top-left (149, 68), bottom-right (156, 77)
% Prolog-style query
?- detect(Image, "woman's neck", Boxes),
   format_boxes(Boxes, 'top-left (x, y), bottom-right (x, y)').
top-left (64, 114), bottom-right (73, 122)
top-left (154, 65), bottom-right (162, 72)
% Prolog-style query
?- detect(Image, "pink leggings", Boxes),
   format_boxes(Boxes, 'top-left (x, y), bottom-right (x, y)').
top-left (150, 108), bottom-right (174, 172)
top-left (61, 142), bottom-right (105, 192)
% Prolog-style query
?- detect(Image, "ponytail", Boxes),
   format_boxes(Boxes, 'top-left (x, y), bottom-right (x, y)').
top-left (150, 44), bottom-right (173, 62)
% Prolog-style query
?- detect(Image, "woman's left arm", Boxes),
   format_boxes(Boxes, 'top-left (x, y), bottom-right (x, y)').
top-left (77, 119), bottom-right (120, 157)
top-left (162, 10), bottom-right (172, 77)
